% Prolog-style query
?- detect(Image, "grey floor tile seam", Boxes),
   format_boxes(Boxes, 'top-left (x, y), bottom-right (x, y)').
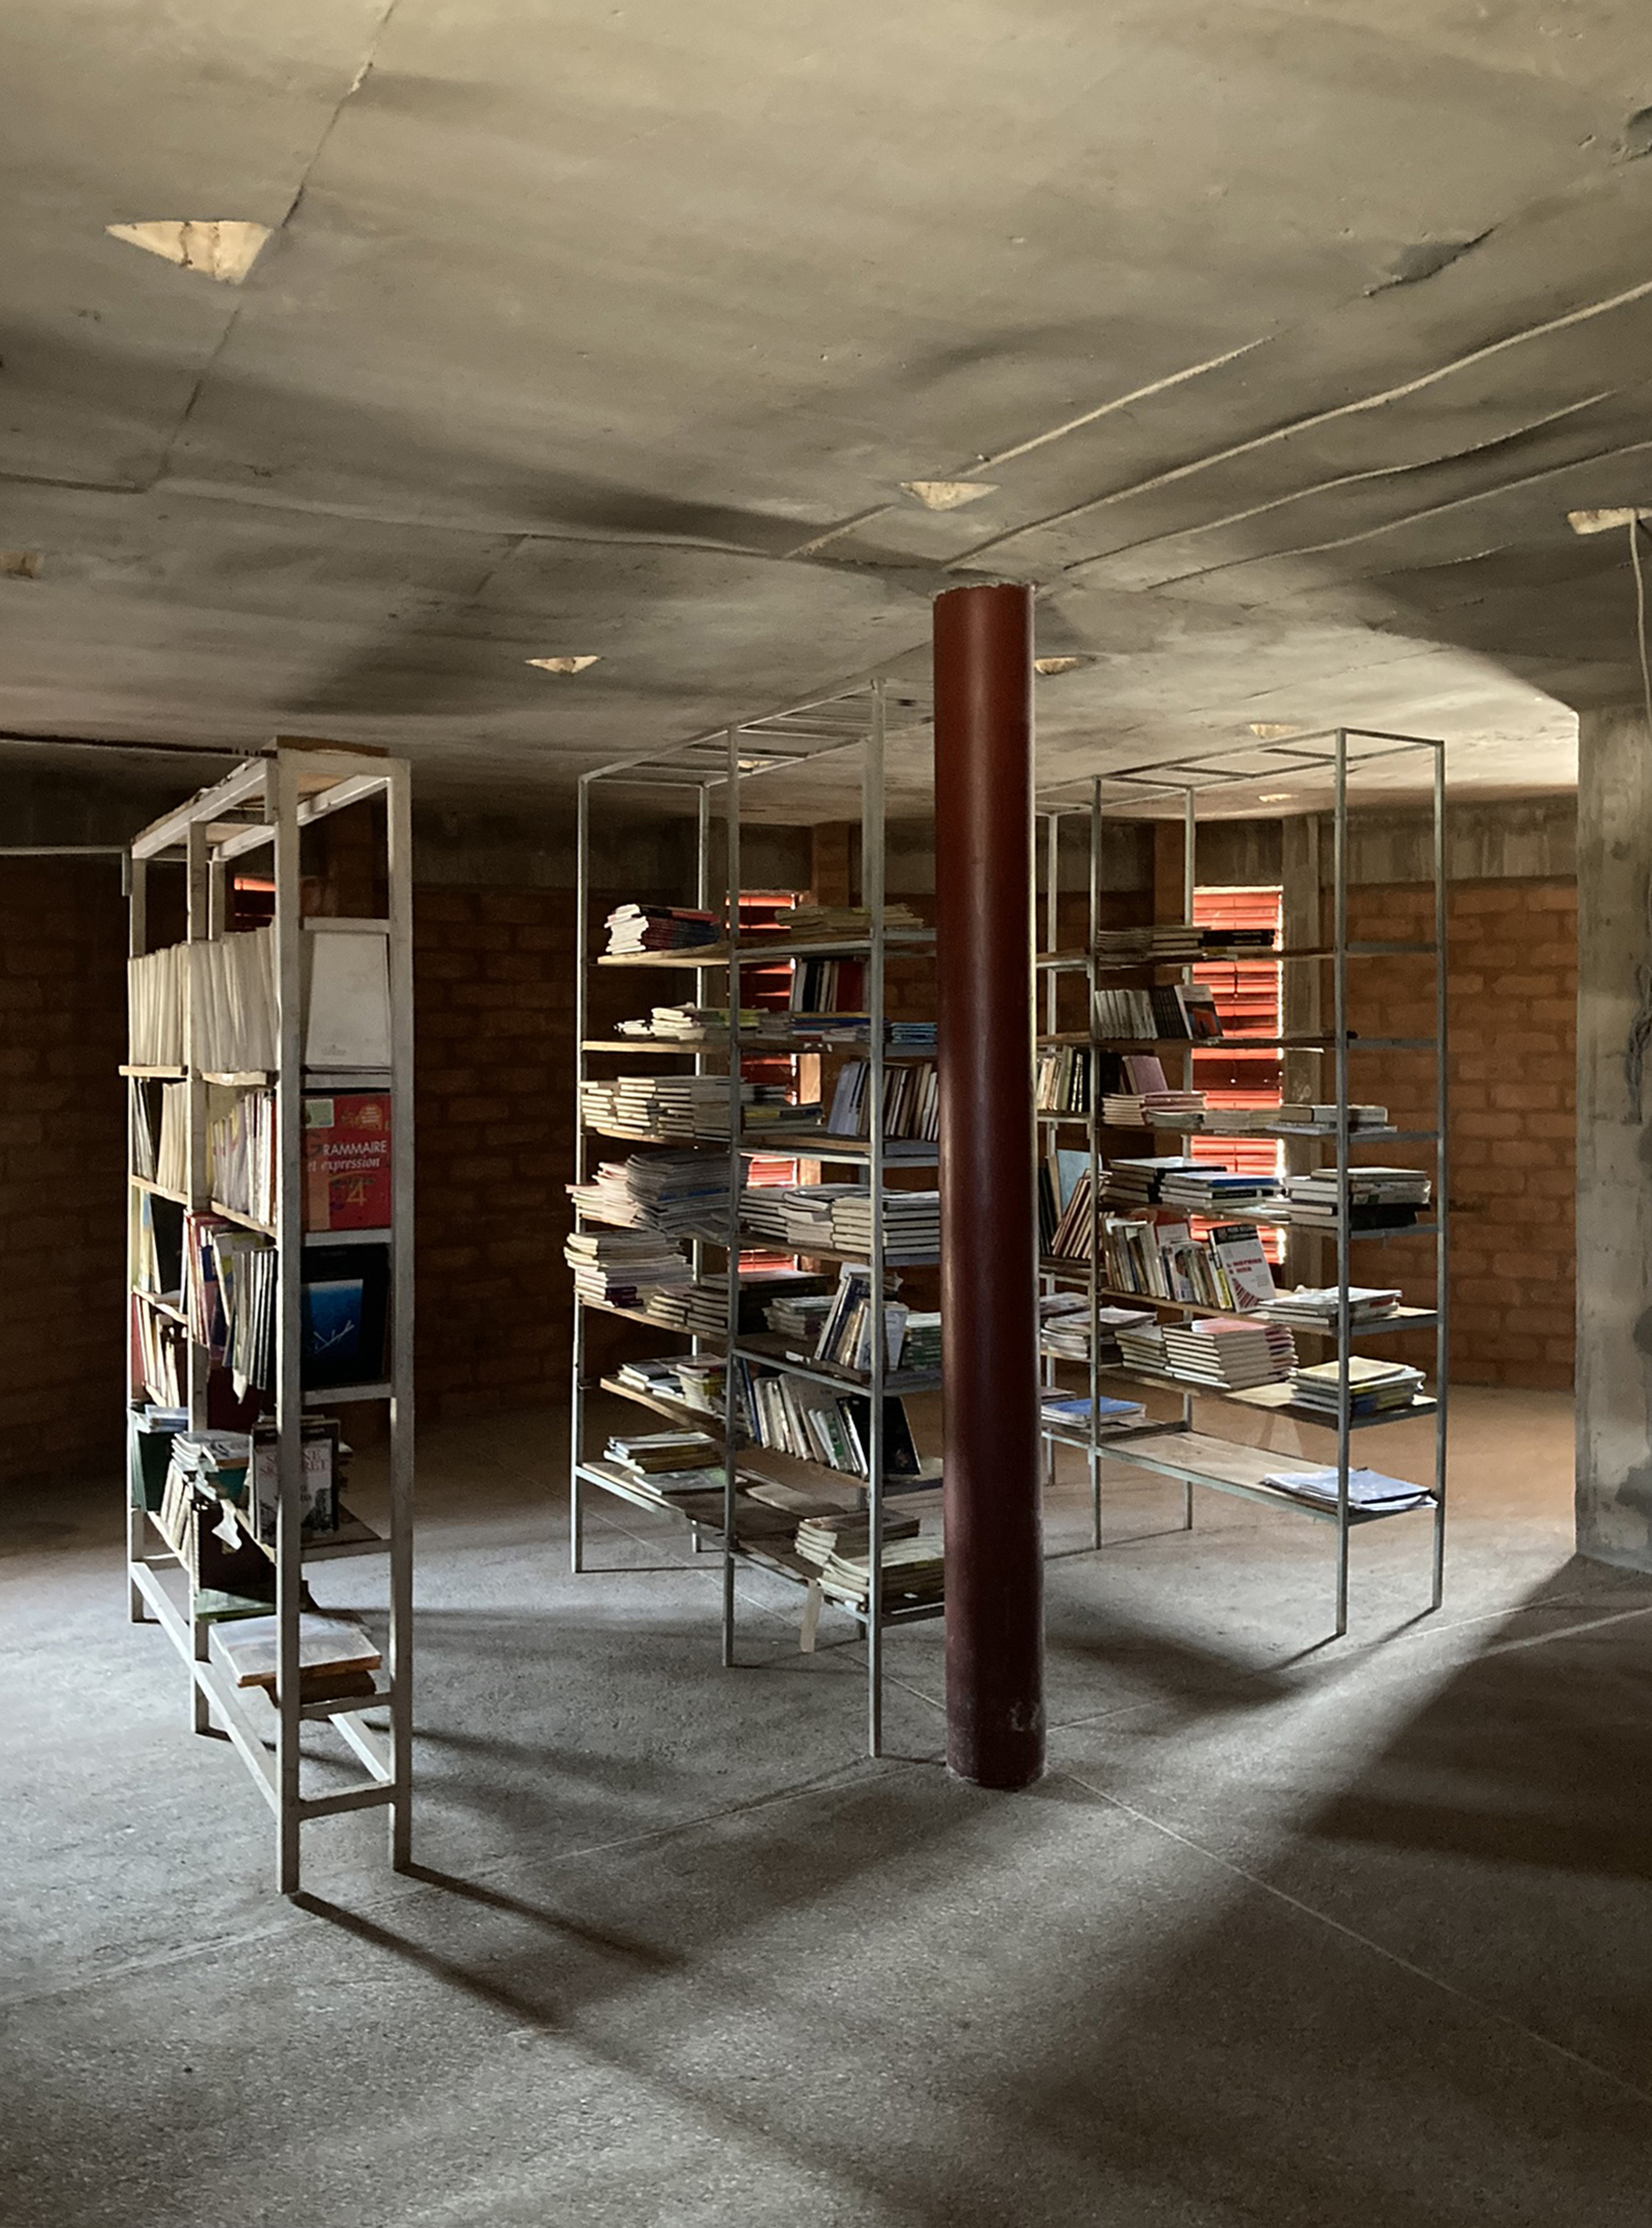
top-left (0, 1747), bottom-right (905, 2020)
top-left (1039, 1582), bottom-right (1652, 1741)
top-left (1053, 1758), bottom-right (1652, 2114)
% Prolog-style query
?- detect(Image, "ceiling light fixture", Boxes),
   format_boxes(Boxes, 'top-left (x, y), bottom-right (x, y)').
top-left (526, 656), bottom-right (601, 675)
top-left (1567, 507), bottom-right (1652, 534)
top-left (106, 220), bottom-right (272, 284)
top-left (1258, 792), bottom-right (1295, 803)
top-left (900, 480), bottom-right (998, 511)
top-left (0, 551), bottom-right (42, 579)
top-left (1249, 721), bottom-right (1299, 739)
top-left (1033, 655), bottom-right (1095, 677)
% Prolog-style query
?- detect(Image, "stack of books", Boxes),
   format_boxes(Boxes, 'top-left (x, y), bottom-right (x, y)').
top-left (567, 1149), bottom-right (743, 1233)
top-left (1103, 1157), bottom-right (1203, 1206)
top-left (795, 1518), bottom-right (944, 1608)
top-left (1160, 1318), bottom-right (1298, 1389)
top-left (888, 1022), bottom-right (937, 1051)
top-left (1290, 1356), bottom-right (1427, 1418)
top-left (1156, 1166), bottom-right (1284, 1212)
top-left (603, 904), bottom-right (719, 956)
top-left (1115, 1319), bottom-right (1170, 1372)
top-left (1040, 1392), bottom-right (1147, 1432)
top-left (1093, 924), bottom-right (1279, 962)
top-left (1038, 1292), bottom-right (1091, 1359)
top-left (900, 1313), bottom-right (942, 1371)
top-left (1284, 1166), bottom-right (1431, 1230)
top-left (781, 902), bottom-right (925, 940)
top-left (764, 1291), bottom-right (837, 1342)
top-left (605, 1428), bottom-right (724, 1493)
top-left (1300, 1103), bottom-right (1391, 1132)
top-left (581, 1076), bottom-right (817, 1141)
top-left (1093, 924), bottom-right (1208, 962)
top-left (614, 1005), bottom-right (761, 1041)
top-left (615, 1355), bottom-right (714, 1411)
top-left (830, 1190), bottom-right (941, 1257)
top-left (1101, 1087), bottom-right (1207, 1128)
top-left (1260, 1464), bottom-right (1431, 1513)
top-left (564, 1229), bottom-right (691, 1307)
top-left (1093, 986), bottom-right (1222, 1043)
top-left (1265, 1285), bottom-right (1403, 1330)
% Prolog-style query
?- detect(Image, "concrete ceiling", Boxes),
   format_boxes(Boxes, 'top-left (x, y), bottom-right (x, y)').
top-left (6, 2), bottom-right (1652, 810)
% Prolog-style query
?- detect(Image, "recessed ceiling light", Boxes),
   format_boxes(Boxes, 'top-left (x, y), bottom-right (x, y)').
top-left (0, 551), bottom-right (41, 579)
top-left (106, 220), bottom-right (272, 284)
top-left (1033, 655), bottom-right (1094, 676)
top-left (900, 480), bottom-right (998, 511)
top-left (1567, 506), bottom-right (1652, 534)
top-left (1249, 722), bottom-right (1300, 739)
top-left (526, 655), bottom-right (601, 675)
top-left (1258, 792), bottom-right (1295, 803)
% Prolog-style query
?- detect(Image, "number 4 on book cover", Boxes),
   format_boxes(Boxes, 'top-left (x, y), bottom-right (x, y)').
top-left (304, 1094), bottom-right (392, 1231)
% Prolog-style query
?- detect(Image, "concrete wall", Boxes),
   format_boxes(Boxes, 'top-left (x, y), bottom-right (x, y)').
top-left (1576, 707), bottom-right (1652, 1569)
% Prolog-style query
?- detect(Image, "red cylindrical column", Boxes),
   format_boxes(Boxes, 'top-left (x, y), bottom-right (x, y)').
top-left (933, 581), bottom-right (1044, 1789)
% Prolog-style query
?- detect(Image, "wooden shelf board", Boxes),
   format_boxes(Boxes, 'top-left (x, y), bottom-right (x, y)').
top-left (737, 1131), bottom-right (938, 1164)
top-left (131, 1176), bottom-right (188, 1207)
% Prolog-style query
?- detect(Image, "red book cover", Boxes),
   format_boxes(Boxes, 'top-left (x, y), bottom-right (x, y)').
top-left (303, 1092), bottom-right (392, 1230)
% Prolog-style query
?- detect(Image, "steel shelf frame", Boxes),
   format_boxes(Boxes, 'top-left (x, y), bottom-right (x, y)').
top-left (1035, 726), bottom-right (1449, 1634)
top-left (125, 746), bottom-right (415, 1892)
top-left (570, 678), bottom-right (936, 1755)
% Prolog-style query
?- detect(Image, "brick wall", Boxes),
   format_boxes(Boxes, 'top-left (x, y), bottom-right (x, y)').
top-left (413, 886), bottom-right (581, 1423)
top-left (0, 860), bottom-right (130, 1485)
top-left (1345, 877), bottom-right (1576, 1390)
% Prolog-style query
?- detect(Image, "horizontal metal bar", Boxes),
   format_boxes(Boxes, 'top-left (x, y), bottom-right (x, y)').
top-left (131, 761), bottom-right (268, 859)
top-left (299, 1782), bottom-right (395, 1821)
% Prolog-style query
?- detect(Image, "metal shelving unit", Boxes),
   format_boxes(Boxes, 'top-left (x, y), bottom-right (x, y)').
top-left (569, 679), bottom-right (939, 1752)
top-left (1036, 727), bottom-right (1448, 1632)
top-left (124, 747), bottom-right (415, 1892)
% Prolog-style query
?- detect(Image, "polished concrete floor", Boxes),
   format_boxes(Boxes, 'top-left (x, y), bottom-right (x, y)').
top-left (5, 1387), bottom-right (1652, 2225)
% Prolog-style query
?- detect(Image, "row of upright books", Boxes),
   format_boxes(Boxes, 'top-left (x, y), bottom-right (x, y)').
top-left (1093, 985), bottom-right (1222, 1043)
top-left (133, 1082), bottom-right (392, 1231)
top-left (127, 927), bottom-right (392, 1071)
top-left (824, 1060), bottom-right (938, 1144)
top-left (1036, 1045), bottom-right (1091, 1114)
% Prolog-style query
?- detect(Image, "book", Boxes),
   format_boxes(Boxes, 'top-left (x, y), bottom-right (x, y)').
top-left (1204, 1223), bottom-right (1278, 1310)
top-left (211, 1612), bottom-right (381, 1690)
top-left (300, 1242), bottom-right (391, 1390)
top-left (1260, 1465), bottom-right (1431, 1513)
top-left (303, 1092), bottom-right (392, 1229)
top-left (302, 931), bottom-right (392, 1069)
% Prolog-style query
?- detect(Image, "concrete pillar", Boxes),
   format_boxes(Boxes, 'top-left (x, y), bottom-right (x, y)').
top-left (933, 582), bottom-right (1043, 1789)
top-left (1576, 704), bottom-right (1652, 1568)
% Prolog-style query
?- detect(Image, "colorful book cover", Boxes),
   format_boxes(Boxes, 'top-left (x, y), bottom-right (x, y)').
top-left (303, 1092), bottom-right (392, 1230)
